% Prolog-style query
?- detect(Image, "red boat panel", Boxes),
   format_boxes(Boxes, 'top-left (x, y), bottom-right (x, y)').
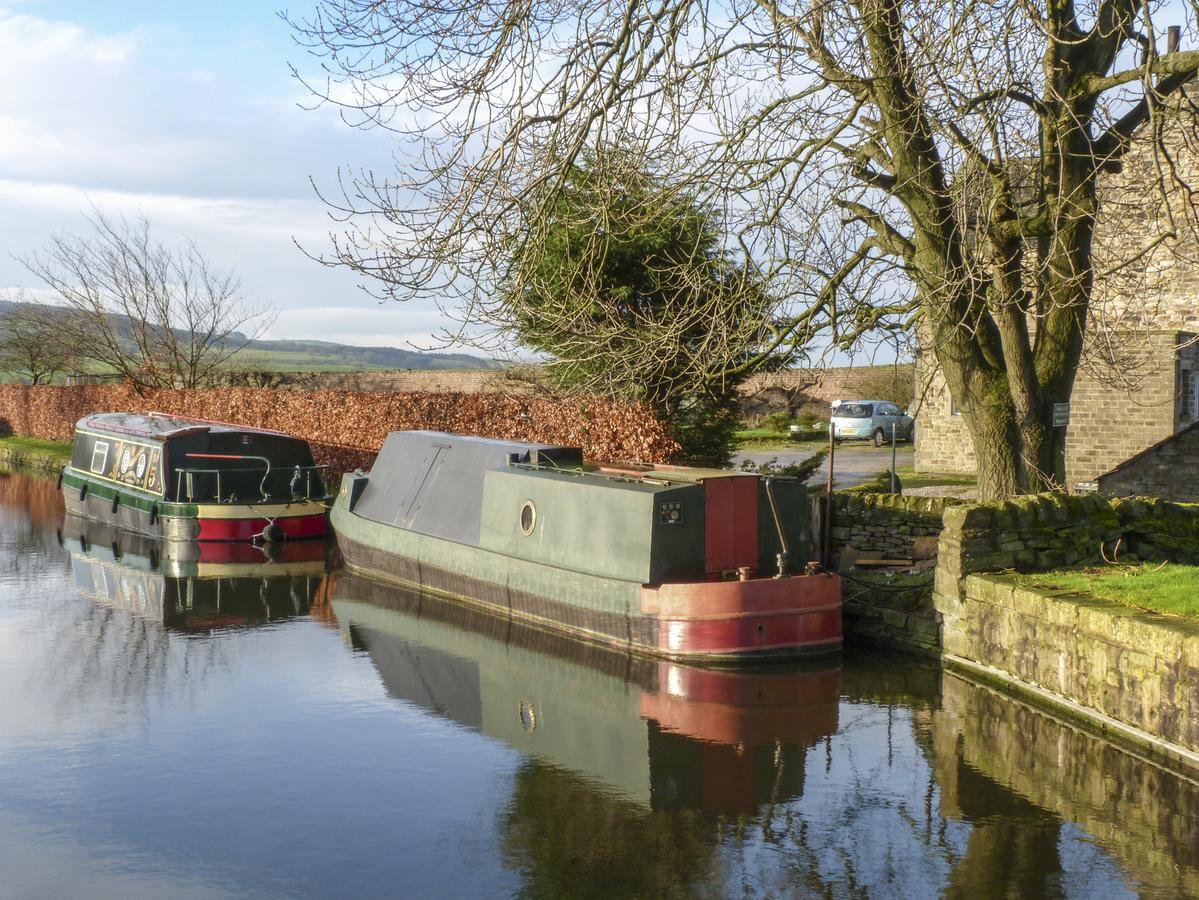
top-left (194, 512), bottom-right (329, 542)
top-left (702, 476), bottom-right (759, 574)
top-left (642, 574), bottom-right (841, 658)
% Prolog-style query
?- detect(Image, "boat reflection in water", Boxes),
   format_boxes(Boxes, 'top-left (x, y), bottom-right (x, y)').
top-left (61, 514), bottom-right (336, 631)
top-left (332, 573), bottom-right (840, 814)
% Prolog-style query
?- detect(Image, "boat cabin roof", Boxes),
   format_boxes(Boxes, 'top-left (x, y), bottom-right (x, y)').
top-left (76, 412), bottom-right (288, 442)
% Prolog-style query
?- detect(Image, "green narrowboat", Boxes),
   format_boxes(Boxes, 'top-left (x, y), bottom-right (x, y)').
top-left (62, 412), bottom-right (331, 542)
top-left (331, 431), bottom-right (842, 662)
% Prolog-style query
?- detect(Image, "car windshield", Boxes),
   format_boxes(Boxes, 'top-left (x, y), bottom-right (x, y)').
top-left (835, 403), bottom-right (872, 418)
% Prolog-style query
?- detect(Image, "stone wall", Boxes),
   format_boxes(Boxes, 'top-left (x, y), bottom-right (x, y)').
top-left (830, 492), bottom-right (956, 653)
top-left (1099, 423), bottom-right (1199, 502)
top-left (937, 573), bottom-right (1199, 761)
top-left (830, 492), bottom-right (953, 563)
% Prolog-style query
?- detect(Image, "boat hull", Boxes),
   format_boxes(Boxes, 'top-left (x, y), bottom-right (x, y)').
top-left (62, 468), bottom-right (329, 543)
top-left (332, 500), bottom-right (842, 663)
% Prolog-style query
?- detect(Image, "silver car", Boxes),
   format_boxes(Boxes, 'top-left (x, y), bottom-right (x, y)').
top-left (831, 400), bottom-right (914, 446)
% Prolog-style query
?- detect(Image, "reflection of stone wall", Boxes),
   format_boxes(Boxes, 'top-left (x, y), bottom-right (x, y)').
top-left (927, 671), bottom-right (1199, 897)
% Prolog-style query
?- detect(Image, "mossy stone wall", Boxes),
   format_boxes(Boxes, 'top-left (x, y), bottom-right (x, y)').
top-left (830, 492), bottom-right (956, 560)
top-left (939, 574), bottom-right (1199, 759)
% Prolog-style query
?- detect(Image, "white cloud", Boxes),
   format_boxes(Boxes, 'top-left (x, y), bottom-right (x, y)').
top-left (0, 7), bottom-right (461, 351)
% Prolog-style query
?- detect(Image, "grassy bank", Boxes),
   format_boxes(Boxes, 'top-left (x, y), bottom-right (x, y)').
top-left (0, 435), bottom-right (72, 470)
top-left (735, 428), bottom-right (826, 450)
top-left (894, 467), bottom-right (977, 491)
top-left (1018, 565), bottom-right (1199, 619)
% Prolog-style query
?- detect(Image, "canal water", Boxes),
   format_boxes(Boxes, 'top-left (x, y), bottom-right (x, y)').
top-left (1, 471), bottom-right (1197, 898)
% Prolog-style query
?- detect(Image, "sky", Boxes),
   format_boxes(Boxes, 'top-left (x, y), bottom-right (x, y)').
top-left (0, 0), bottom-right (454, 351)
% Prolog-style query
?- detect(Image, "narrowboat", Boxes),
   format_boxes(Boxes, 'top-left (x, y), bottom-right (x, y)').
top-left (331, 431), bottom-right (842, 662)
top-left (333, 572), bottom-right (840, 813)
top-left (62, 412), bottom-right (331, 542)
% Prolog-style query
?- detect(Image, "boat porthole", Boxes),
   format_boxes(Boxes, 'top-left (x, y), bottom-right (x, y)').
top-left (519, 699), bottom-right (537, 732)
top-left (519, 500), bottom-right (537, 536)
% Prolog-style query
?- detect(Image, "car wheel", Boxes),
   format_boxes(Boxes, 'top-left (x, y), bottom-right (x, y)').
top-left (873, 428), bottom-right (885, 447)
top-left (908, 424), bottom-right (916, 443)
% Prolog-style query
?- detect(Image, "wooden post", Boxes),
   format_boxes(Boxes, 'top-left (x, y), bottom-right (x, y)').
top-left (823, 421), bottom-right (835, 567)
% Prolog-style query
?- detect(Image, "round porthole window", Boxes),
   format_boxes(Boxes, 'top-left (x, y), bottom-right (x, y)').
top-left (519, 500), bottom-right (537, 535)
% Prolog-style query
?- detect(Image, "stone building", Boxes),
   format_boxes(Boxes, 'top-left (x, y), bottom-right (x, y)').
top-left (914, 96), bottom-right (1199, 492)
top-left (1097, 420), bottom-right (1199, 501)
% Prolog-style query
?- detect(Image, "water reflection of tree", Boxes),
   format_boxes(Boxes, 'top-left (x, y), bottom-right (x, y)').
top-left (27, 585), bottom-right (231, 727)
top-left (943, 761), bottom-right (1063, 898)
top-left (500, 759), bottom-right (724, 899)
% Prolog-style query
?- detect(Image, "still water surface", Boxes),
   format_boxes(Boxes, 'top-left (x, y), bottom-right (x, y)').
top-left (1, 470), bottom-right (1197, 898)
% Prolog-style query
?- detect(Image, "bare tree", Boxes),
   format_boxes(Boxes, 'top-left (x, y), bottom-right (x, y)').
top-left (0, 293), bottom-right (79, 384)
top-left (289, 0), bottom-right (1199, 498)
top-left (20, 211), bottom-right (275, 391)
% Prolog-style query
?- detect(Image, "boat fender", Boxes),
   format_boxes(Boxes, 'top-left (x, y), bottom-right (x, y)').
top-left (149, 504), bottom-right (158, 525)
top-left (111, 494), bottom-right (120, 514)
top-left (79, 482), bottom-right (88, 502)
top-left (261, 522), bottom-right (285, 543)
top-left (56, 469), bottom-right (64, 490)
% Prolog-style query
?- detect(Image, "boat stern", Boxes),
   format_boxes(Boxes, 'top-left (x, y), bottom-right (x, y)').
top-left (641, 572), bottom-right (842, 661)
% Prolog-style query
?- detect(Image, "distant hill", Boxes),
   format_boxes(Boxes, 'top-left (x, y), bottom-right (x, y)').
top-left (230, 338), bottom-right (500, 372)
top-left (0, 298), bottom-right (499, 372)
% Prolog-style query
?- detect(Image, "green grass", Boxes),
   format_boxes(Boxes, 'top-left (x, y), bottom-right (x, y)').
top-left (894, 466), bottom-right (977, 490)
top-left (0, 435), bottom-right (73, 465)
top-left (1017, 564), bottom-right (1199, 619)
top-left (735, 429), bottom-right (827, 450)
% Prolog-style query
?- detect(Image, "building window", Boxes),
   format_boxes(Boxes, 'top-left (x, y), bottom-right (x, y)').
top-left (948, 394), bottom-right (961, 416)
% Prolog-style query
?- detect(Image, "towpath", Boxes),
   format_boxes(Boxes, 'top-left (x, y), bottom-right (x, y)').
top-left (734, 442), bottom-right (914, 488)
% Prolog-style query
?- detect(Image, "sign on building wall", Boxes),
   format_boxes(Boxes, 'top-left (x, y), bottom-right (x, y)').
top-left (1052, 402), bottom-right (1071, 427)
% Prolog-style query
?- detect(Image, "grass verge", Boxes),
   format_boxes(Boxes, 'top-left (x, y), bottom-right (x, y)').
top-left (894, 466), bottom-right (977, 490)
top-left (735, 429), bottom-right (827, 450)
top-left (1017, 564), bottom-right (1199, 619)
top-left (0, 435), bottom-right (73, 467)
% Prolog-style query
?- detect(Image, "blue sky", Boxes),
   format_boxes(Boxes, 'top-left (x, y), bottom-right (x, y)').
top-left (0, 0), bottom-right (451, 349)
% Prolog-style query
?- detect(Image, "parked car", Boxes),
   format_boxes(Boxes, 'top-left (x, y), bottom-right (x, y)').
top-left (831, 400), bottom-right (914, 446)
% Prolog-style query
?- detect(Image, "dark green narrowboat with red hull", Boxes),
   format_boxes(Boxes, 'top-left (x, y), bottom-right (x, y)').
top-left (331, 431), bottom-right (841, 662)
top-left (62, 413), bottom-right (331, 542)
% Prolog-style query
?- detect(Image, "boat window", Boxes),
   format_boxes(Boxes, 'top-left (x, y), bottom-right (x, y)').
top-left (520, 500), bottom-right (537, 536)
top-left (90, 441), bottom-right (109, 475)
